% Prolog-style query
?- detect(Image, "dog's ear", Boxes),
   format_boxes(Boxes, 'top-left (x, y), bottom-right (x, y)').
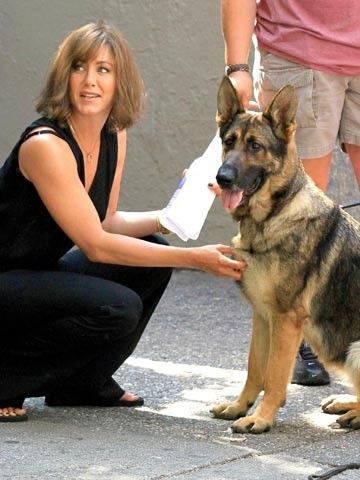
top-left (216, 76), bottom-right (245, 127)
top-left (264, 85), bottom-right (298, 141)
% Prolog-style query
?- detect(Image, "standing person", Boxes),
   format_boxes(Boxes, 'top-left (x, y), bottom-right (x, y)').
top-left (0, 21), bottom-right (246, 422)
top-left (221, 0), bottom-right (360, 385)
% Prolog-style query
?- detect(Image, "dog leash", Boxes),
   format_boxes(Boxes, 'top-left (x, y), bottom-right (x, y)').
top-left (341, 201), bottom-right (360, 210)
top-left (308, 463), bottom-right (360, 479)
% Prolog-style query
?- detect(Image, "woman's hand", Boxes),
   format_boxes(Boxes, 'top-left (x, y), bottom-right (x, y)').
top-left (190, 244), bottom-right (246, 280)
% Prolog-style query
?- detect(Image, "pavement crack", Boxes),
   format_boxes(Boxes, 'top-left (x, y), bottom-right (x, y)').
top-left (149, 452), bottom-right (254, 479)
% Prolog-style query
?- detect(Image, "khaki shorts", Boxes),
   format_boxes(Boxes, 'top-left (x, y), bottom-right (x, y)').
top-left (254, 50), bottom-right (360, 159)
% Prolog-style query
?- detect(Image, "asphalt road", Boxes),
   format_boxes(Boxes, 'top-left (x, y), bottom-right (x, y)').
top-left (1, 268), bottom-right (360, 480)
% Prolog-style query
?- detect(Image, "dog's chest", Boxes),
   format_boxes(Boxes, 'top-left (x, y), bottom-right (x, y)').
top-left (237, 253), bottom-right (274, 306)
top-left (232, 230), bottom-right (281, 308)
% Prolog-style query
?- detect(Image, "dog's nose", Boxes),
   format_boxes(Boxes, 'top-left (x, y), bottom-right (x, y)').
top-left (216, 165), bottom-right (236, 188)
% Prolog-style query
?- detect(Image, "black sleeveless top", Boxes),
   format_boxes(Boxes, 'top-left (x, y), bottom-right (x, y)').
top-left (0, 117), bottom-right (118, 270)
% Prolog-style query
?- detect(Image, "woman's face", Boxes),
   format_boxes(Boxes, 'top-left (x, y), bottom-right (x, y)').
top-left (69, 45), bottom-right (117, 121)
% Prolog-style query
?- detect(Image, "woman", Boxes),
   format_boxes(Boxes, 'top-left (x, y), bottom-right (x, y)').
top-left (0, 21), bottom-right (245, 421)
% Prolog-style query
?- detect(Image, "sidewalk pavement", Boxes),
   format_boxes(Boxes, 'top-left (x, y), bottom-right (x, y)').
top-left (1, 269), bottom-right (360, 480)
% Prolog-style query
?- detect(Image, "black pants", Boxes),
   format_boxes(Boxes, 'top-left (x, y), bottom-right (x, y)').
top-left (0, 235), bottom-right (172, 407)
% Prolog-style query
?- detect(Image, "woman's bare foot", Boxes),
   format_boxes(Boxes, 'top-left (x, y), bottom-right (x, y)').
top-left (118, 391), bottom-right (144, 407)
top-left (0, 407), bottom-right (28, 422)
top-left (120, 392), bottom-right (139, 402)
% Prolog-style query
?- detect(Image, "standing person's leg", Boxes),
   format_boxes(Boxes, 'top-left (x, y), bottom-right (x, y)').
top-left (301, 153), bottom-right (332, 191)
top-left (345, 145), bottom-right (360, 186)
top-left (340, 75), bottom-right (360, 188)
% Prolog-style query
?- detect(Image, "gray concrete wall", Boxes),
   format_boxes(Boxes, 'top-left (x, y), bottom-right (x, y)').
top-left (0, 1), bottom-right (359, 246)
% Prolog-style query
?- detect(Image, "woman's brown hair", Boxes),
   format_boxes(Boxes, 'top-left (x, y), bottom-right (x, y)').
top-left (36, 20), bottom-right (145, 130)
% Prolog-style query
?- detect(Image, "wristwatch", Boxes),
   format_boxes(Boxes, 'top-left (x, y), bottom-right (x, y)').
top-left (225, 63), bottom-right (250, 76)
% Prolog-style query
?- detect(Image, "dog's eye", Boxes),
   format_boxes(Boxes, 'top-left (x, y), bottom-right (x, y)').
top-left (223, 135), bottom-right (236, 149)
top-left (248, 140), bottom-right (263, 152)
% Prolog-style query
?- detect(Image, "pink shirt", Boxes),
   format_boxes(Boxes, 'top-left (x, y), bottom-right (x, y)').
top-left (255, 0), bottom-right (360, 76)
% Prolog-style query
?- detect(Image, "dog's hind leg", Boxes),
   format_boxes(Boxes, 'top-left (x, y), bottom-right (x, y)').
top-left (322, 340), bottom-right (360, 429)
top-left (231, 311), bottom-right (303, 433)
top-left (211, 314), bottom-right (270, 421)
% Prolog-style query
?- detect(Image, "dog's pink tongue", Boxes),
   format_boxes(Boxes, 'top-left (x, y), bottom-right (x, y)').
top-left (221, 190), bottom-right (243, 209)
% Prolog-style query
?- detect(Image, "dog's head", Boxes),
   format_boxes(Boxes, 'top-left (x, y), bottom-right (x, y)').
top-left (216, 76), bottom-right (299, 220)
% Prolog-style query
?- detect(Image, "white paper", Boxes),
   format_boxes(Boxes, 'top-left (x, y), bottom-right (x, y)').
top-left (159, 132), bottom-right (222, 241)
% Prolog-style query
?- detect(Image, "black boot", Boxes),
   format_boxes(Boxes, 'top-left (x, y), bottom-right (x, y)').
top-left (291, 342), bottom-right (330, 386)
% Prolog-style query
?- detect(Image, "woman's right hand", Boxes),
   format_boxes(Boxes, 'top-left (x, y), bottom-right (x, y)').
top-left (190, 244), bottom-right (246, 280)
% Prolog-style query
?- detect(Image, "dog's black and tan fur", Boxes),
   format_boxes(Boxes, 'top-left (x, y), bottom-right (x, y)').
top-left (211, 76), bottom-right (360, 433)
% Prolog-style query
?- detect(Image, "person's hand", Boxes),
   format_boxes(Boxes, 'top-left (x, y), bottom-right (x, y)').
top-left (208, 182), bottom-right (222, 197)
top-left (228, 71), bottom-right (253, 109)
top-left (208, 182), bottom-right (231, 212)
top-left (191, 244), bottom-right (246, 280)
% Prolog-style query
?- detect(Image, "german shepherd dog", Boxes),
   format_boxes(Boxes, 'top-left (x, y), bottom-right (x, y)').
top-left (211, 76), bottom-right (360, 433)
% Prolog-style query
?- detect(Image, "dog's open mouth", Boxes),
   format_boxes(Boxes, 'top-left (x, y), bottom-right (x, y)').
top-left (220, 176), bottom-right (262, 209)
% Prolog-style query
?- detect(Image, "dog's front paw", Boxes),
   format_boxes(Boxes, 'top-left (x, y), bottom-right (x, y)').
top-left (210, 401), bottom-right (248, 420)
top-left (231, 414), bottom-right (272, 434)
top-left (337, 409), bottom-right (360, 430)
top-left (321, 394), bottom-right (360, 429)
top-left (321, 394), bottom-right (357, 415)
